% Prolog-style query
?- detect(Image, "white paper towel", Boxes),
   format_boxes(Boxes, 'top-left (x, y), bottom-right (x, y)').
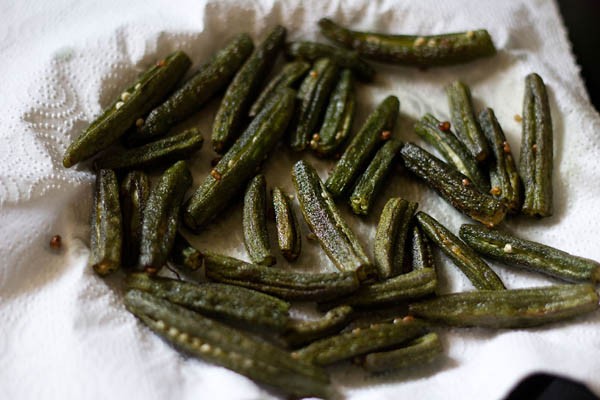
top-left (1, 0), bottom-right (599, 399)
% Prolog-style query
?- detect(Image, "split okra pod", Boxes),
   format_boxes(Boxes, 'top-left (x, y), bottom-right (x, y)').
top-left (243, 174), bottom-right (275, 266)
top-left (272, 187), bottom-right (302, 262)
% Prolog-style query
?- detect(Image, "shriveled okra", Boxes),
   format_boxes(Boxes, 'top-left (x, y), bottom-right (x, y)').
top-left (120, 171), bottom-right (149, 268)
top-left (89, 169), bottom-right (122, 276)
top-left (409, 284), bottom-right (599, 328)
top-left (272, 187), bottom-right (301, 262)
top-left (133, 34), bottom-right (254, 144)
top-left (283, 305), bottom-right (354, 348)
top-left (203, 252), bottom-right (360, 301)
top-left (63, 51), bottom-right (191, 167)
top-left (358, 332), bottom-right (443, 373)
top-left (95, 128), bottom-right (203, 170)
top-left (139, 161), bottom-right (192, 271)
top-left (126, 273), bottom-right (290, 332)
top-left (184, 88), bottom-right (295, 231)
top-left (313, 69), bottom-right (355, 157)
top-left (212, 26), bottom-right (286, 153)
top-left (459, 224), bottom-right (600, 283)
top-left (169, 233), bottom-right (203, 271)
top-left (520, 73), bottom-right (553, 217)
top-left (349, 138), bottom-right (403, 215)
top-left (290, 58), bottom-right (339, 151)
top-left (446, 81), bottom-right (489, 162)
top-left (401, 143), bottom-right (506, 227)
top-left (326, 95), bottom-right (399, 198)
top-left (416, 212), bottom-right (505, 291)
top-left (415, 113), bottom-right (488, 190)
top-left (292, 160), bottom-right (374, 281)
top-left (479, 108), bottom-right (522, 213)
top-left (125, 290), bottom-right (333, 399)
top-left (374, 198), bottom-right (418, 279)
top-left (293, 316), bottom-right (428, 366)
top-left (243, 175), bottom-right (275, 266)
top-left (318, 18), bottom-right (496, 67)
top-left (410, 225), bottom-right (436, 271)
top-left (285, 41), bottom-right (375, 81)
top-left (248, 60), bottom-right (310, 117)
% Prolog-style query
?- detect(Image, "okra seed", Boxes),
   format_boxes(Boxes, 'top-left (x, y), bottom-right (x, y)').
top-left (503, 243), bottom-right (513, 253)
top-left (312, 133), bottom-right (320, 141)
top-left (503, 141), bottom-right (511, 153)
top-left (532, 144), bottom-right (538, 154)
top-left (381, 130), bottom-right (391, 140)
top-left (135, 118), bottom-right (144, 128)
top-left (490, 186), bottom-right (502, 196)
top-left (120, 92), bottom-right (131, 101)
top-left (427, 39), bottom-right (437, 47)
top-left (414, 37), bottom-right (426, 46)
top-left (310, 70), bottom-right (318, 78)
top-left (462, 178), bottom-right (470, 186)
top-left (227, 160), bottom-right (234, 168)
top-left (115, 101), bottom-right (124, 110)
top-left (200, 343), bottom-right (211, 353)
top-left (466, 31), bottom-right (475, 39)
top-left (167, 327), bottom-right (179, 337)
top-left (155, 320), bottom-right (166, 330)
top-left (178, 333), bottom-right (189, 342)
top-left (514, 114), bottom-right (522, 122)
top-left (134, 83), bottom-right (142, 90)
top-left (210, 169), bottom-right (222, 181)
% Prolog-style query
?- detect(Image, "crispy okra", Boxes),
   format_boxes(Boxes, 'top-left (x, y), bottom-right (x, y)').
top-left (283, 305), bottom-right (354, 348)
top-left (272, 187), bottom-right (302, 262)
top-left (243, 175), bottom-right (275, 266)
top-left (410, 225), bottom-right (436, 271)
top-left (119, 171), bottom-right (149, 268)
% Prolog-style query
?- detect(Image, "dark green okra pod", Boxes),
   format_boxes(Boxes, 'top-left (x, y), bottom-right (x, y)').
top-left (520, 73), bottom-right (553, 217)
top-left (184, 88), bottom-right (295, 231)
top-left (203, 252), bottom-right (360, 301)
top-left (243, 174), bottom-right (275, 266)
top-left (272, 187), bottom-right (301, 262)
top-left (248, 60), bottom-right (310, 117)
top-left (292, 160), bottom-right (374, 281)
top-left (212, 26), bottom-right (286, 153)
top-left (401, 143), bottom-right (507, 227)
top-left (290, 58), bottom-right (339, 151)
top-left (293, 316), bottom-right (428, 366)
top-left (409, 284), bottom-right (599, 328)
top-left (169, 233), bottom-right (203, 271)
top-left (120, 171), bottom-right (149, 268)
top-left (349, 138), bottom-right (403, 215)
top-left (374, 198), bottom-right (418, 279)
top-left (283, 305), bottom-right (354, 348)
top-left (63, 51), bottom-right (191, 167)
top-left (479, 108), bottom-right (522, 213)
top-left (313, 69), bottom-right (355, 157)
top-left (326, 95), bottom-right (400, 198)
top-left (139, 161), bottom-right (192, 271)
top-left (124, 290), bottom-right (333, 399)
top-left (95, 128), bottom-right (203, 170)
top-left (318, 18), bottom-right (496, 67)
top-left (358, 332), bottom-right (443, 373)
top-left (285, 41), bottom-right (375, 81)
top-left (446, 81), bottom-right (489, 162)
top-left (89, 169), bottom-right (122, 276)
top-left (416, 212), bottom-right (505, 290)
top-left (410, 225), bottom-right (436, 271)
top-left (415, 113), bottom-right (488, 190)
top-left (132, 34), bottom-right (254, 144)
top-left (126, 273), bottom-right (290, 332)
top-left (459, 224), bottom-right (600, 283)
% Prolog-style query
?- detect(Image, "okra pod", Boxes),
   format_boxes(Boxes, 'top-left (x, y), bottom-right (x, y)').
top-left (126, 273), bottom-right (290, 332)
top-left (409, 284), bottom-right (599, 328)
top-left (459, 224), bottom-right (600, 283)
top-left (139, 161), bottom-right (192, 271)
top-left (203, 252), bottom-right (360, 301)
top-left (283, 305), bottom-right (353, 348)
top-left (212, 26), bottom-right (286, 153)
top-left (318, 18), bottom-right (496, 67)
top-left (349, 138), bottom-right (403, 215)
top-left (272, 187), bottom-right (301, 262)
top-left (293, 316), bottom-right (428, 366)
top-left (285, 41), bottom-right (375, 81)
top-left (184, 88), bottom-right (295, 231)
top-left (120, 171), bottom-right (149, 268)
top-left (416, 212), bottom-right (505, 290)
top-left (374, 198), bottom-right (418, 279)
top-left (479, 108), bottom-right (522, 213)
top-left (292, 160), bottom-right (374, 281)
top-left (63, 51), bottom-right (191, 167)
top-left (89, 169), bottom-right (122, 276)
top-left (124, 290), bottom-right (333, 399)
top-left (400, 143), bottom-right (507, 227)
top-left (446, 81), bottom-right (489, 162)
top-left (313, 69), bottom-right (355, 157)
top-left (410, 225), bottom-right (435, 271)
top-left (414, 113), bottom-right (488, 190)
top-left (169, 233), bottom-right (203, 271)
top-left (359, 332), bottom-right (442, 373)
top-left (132, 34), bottom-right (254, 144)
top-left (326, 95), bottom-right (400, 198)
top-left (243, 174), bottom-right (275, 266)
top-left (95, 128), bottom-right (203, 170)
top-left (290, 58), bottom-right (339, 151)
top-left (248, 60), bottom-right (310, 117)
top-left (520, 73), bottom-right (553, 217)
